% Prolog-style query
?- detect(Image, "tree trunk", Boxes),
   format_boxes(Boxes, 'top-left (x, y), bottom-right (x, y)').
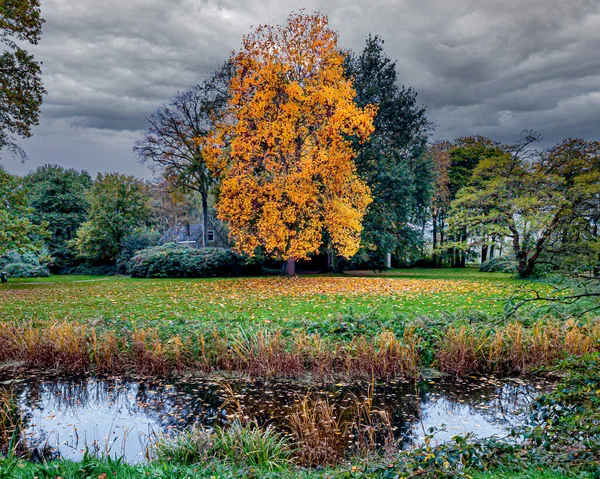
top-left (386, 252), bottom-right (392, 269)
top-left (432, 216), bottom-right (438, 268)
top-left (490, 243), bottom-right (495, 260)
top-left (201, 191), bottom-right (209, 248)
top-left (518, 259), bottom-right (535, 279)
top-left (481, 244), bottom-right (488, 264)
top-left (439, 219), bottom-right (445, 268)
top-left (286, 257), bottom-right (296, 276)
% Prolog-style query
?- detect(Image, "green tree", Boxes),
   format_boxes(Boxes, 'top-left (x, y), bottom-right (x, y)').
top-left (345, 35), bottom-right (432, 267)
top-left (445, 136), bottom-right (505, 267)
top-left (24, 165), bottom-right (92, 269)
top-left (74, 173), bottom-right (151, 263)
top-left (449, 138), bottom-right (600, 278)
top-left (0, 0), bottom-right (46, 160)
top-left (0, 166), bottom-right (44, 254)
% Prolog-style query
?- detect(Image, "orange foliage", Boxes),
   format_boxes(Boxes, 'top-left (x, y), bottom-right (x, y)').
top-left (204, 11), bottom-right (376, 261)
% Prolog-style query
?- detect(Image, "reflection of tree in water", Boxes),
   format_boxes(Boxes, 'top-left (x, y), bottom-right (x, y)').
top-left (16, 376), bottom-right (228, 431)
top-left (0, 371), bottom-right (556, 462)
top-left (416, 375), bottom-right (555, 432)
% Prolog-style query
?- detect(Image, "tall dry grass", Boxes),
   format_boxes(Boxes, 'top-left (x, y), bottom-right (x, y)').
top-left (0, 317), bottom-right (599, 378)
top-left (287, 385), bottom-right (395, 466)
top-left (437, 318), bottom-right (600, 375)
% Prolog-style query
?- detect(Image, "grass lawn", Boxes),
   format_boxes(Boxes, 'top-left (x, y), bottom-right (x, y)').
top-left (0, 268), bottom-right (524, 337)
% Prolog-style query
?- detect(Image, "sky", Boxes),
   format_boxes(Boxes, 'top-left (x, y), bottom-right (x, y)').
top-left (3, 0), bottom-right (600, 178)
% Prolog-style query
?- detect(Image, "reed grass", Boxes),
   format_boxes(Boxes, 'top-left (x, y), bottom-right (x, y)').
top-left (0, 317), bottom-right (599, 379)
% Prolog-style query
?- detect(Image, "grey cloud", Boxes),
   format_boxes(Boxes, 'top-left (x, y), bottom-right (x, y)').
top-left (3, 0), bottom-right (600, 176)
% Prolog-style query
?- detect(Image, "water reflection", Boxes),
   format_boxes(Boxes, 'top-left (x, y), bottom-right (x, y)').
top-left (0, 371), bottom-right (555, 463)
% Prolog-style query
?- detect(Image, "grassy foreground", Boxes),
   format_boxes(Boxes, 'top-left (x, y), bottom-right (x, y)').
top-left (1, 269), bottom-right (598, 379)
top-left (0, 269), bottom-right (518, 330)
top-left (1, 270), bottom-right (599, 478)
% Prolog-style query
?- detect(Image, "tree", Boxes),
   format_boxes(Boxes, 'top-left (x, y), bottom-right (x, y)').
top-left (24, 165), bottom-right (92, 269)
top-left (429, 141), bottom-right (452, 267)
top-left (0, 0), bottom-right (46, 160)
top-left (148, 177), bottom-right (200, 238)
top-left (446, 136), bottom-right (505, 267)
top-left (73, 173), bottom-right (151, 263)
top-left (345, 35), bottom-right (432, 268)
top-left (449, 137), bottom-right (600, 278)
top-left (135, 62), bottom-right (233, 248)
top-left (204, 12), bottom-right (376, 275)
top-left (0, 166), bottom-right (44, 254)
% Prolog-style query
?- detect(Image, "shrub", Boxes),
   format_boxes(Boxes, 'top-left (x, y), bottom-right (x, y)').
top-left (0, 250), bottom-right (50, 278)
top-left (116, 228), bottom-right (160, 271)
top-left (479, 256), bottom-right (517, 273)
top-left (59, 263), bottom-right (119, 276)
top-left (127, 244), bottom-right (248, 278)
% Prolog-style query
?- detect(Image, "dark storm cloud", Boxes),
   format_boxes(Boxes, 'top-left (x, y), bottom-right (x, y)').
top-left (4, 0), bottom-right (600, 176)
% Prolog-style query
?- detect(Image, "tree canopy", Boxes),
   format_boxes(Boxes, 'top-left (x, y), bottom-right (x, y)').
top-left (24, 165), bottom-right (92, 268)
top-left (449, 137), bottom-right (600, 278)
top-left (204, 12), bottom-right (376, 274)
top-left (73, 173), bottom-right (151, 263)
top-left (135, 62), bottom-right (233, 248)
top-left (345, 35), bottom-right (432, 266)
top-left (0, 166), bottom-right (45, 254)
top-left (0, 0), bottom-right (46, 160)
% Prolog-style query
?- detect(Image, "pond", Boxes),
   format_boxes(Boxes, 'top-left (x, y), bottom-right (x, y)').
top-left (0, 369), bottom-right (556, 463)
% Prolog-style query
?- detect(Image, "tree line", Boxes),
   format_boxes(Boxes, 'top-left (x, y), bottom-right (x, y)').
top-left (1, 9), bottom-right (599, 278)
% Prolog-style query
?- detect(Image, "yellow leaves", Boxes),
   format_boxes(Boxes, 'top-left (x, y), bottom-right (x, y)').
top-left (204, 11), bottom-right (375, 261)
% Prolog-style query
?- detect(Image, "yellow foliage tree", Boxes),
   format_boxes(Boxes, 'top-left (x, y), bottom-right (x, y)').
top-left (204, 11), bottom-right (376, 275)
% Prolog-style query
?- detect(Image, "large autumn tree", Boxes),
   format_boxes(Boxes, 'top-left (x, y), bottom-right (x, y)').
top-left (204, 12), bottom-right (376, 275)
top-left (0, 0), bottom-right (46, 160)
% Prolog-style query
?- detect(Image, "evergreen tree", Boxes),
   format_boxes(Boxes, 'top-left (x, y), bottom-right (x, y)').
top-left (346, 35), bottom-right (432, 267)
top-left (24, 164), bottom-right (92, 269)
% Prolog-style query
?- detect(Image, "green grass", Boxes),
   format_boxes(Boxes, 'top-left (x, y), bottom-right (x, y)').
top-left (3, 458), bottom-right (594, 479)
top-left (0, 269), bottom-right (526, 339)
top-left (470, 469), bottom-right (594, 478)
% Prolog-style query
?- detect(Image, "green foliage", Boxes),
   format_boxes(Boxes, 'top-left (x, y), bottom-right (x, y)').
top-left (0, 0), bottom-right (46, 160)
top-left (0, 249), bottom-right (49, 277)
top-left (528, 354), bottom-right (600, 455)
top-left (149, 421), bottom-right (293, 472)
top-left (150, 425), bottom-right (212, 464)
top-left (73, 173), bottom-right (151, 263)
top-left (127, 244), bottom-right (245, 278)
top-left (345, 35), bottom-right (432, 263)
top-left (480, 256), bottom-right (517, 273)
top-left (450, 138), bottom-right (600, 278)
top-left (23, 164), bottom-right (92, 269)
top-left (116, 227), bottom-right (160, 270)
top-left (0, 167), bottom-right (45, 254)
top-left (212, 421), bottom-right (293, 471)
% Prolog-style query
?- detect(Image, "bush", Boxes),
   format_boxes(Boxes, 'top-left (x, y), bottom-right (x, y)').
top-left (127, 244), bottom-right (249, 278)
top-left (59, 263), bottom-right (119, 276)
top-left (479, 256), bottom-right (517, 273)
top-left (116, 228), bottom-right (160, 272)
top-left (0, 250), bottom-right (50, 278)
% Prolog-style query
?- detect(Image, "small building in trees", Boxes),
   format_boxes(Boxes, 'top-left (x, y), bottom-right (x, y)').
top-left (160, 220), bottom-right (228, 249)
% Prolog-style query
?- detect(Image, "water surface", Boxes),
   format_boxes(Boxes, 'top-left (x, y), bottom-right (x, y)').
top-left (0, 370), bottom-right (555, 463)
